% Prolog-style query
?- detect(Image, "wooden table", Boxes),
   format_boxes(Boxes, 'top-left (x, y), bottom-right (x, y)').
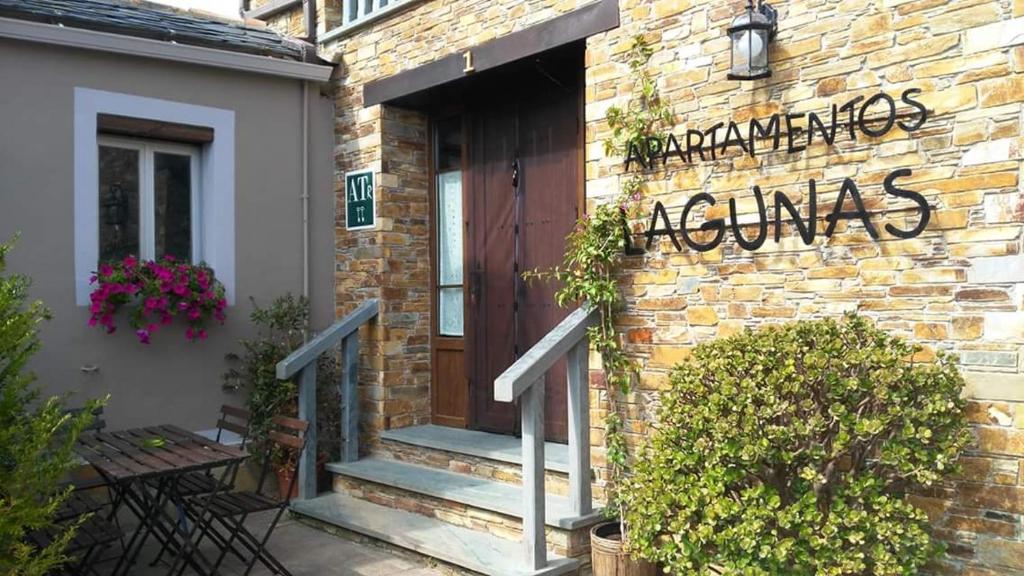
top-left (76, 425), bottom-right (248, 576)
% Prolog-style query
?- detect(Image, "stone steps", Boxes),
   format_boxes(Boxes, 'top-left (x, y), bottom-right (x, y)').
top-left (298, 424), bottom-right (603, 574)
top-left (291, 493), bottom-right (581, 576)
top-left (326, 457), bottom-right (601, 530)
top-left (378, 424), bottom-right (577, 496)
top-left (381, 424), bottom-right (571, 472)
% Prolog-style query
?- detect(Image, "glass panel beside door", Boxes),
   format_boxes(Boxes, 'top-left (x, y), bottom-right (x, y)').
top-left (436, 117), bottom-right (464, 337)
top-left (431, 114), bottom-right (470, 429)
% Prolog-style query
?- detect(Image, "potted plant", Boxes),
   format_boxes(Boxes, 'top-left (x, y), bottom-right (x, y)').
top-left (223, 294), bottom-right (340, 497)
top-left (618, 316), bottom-right (972, 575)
top-left (88, 255), bottom-right (227, 343)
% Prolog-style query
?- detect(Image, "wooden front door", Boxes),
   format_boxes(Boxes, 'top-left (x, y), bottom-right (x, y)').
top-left (465, 55), bottom-right (583, 442)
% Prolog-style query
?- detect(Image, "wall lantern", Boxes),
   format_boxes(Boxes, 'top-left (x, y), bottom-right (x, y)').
top-left (727, 0), bottom-right (778, 81)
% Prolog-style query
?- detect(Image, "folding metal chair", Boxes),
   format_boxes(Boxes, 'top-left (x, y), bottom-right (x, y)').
top-left (184, 415), bottom-right (309, 576)
top-left (29, 491), bottom-right (123, 576)
top-left (173, 405), bottom-right (251, 498)
top-left (151, 404), bottom-right (251, 567)
top-left (65, 406), bottom-right (109, 491)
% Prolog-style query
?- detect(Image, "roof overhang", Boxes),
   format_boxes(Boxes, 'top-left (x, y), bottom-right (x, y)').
top-left (362, 0), bottom-right (618, 107)
top-left (0, 16), bottom-right (333, 82)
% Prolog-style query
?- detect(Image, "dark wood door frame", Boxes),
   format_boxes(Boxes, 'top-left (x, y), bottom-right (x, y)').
top-left (463, 46), bottom-right (585, 442)
top-left (429, 110), bottom-right (470, 428)
top-left (424, 43), bottom-right (587, 440)
top-left (363, 0), bottom-right (619, 108)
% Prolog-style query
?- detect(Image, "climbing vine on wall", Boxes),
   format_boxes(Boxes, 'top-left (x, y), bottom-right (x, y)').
top-left (525, 35), bottom-right (671, 530)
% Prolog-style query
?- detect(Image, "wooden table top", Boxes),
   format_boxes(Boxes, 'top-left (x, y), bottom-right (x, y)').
top-left (75, 425), bottom-right (248, 483)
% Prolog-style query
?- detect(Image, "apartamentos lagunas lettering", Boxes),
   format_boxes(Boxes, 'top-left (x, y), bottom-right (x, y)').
top-left (632, 89), bottom-right (933, 254)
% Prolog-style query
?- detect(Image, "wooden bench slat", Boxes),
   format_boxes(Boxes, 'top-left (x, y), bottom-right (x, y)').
top-left (220, 405), bottom-right (251, 419)
top-left (216, 419), bottom-right (249, 437)
top-left (267, 430), bottom-right (304, 450)
top-left (272, 415), bottom-right (309, 432)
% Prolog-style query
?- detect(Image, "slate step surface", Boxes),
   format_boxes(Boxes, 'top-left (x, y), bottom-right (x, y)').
top-left (326, 457), bottom-right (603, 530)
top-left (381, 424), bottom-right (571, 474)
top-left (291, 493), bottom-right (581, 576)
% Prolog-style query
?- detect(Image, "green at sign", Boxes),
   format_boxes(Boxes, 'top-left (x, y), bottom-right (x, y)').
top-left (345, 169), bottom-right (375, 231)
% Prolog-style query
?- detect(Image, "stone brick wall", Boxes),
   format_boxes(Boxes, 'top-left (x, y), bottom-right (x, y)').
top-left (292, 0), bottom-right (1023, 572)
top-left (584, 1), bottom-right (1024, 573)
top-left (249, 0), bottom-right (308, 38)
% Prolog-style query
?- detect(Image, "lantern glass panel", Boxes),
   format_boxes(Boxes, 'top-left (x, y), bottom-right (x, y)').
top-left (750, 28), bottom-right (769, 71)
top-left (728, 7), bottom-right (773, 79)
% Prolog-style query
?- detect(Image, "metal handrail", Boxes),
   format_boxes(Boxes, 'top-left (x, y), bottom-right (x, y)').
top-left (276, 299), bottom-right (379, 501)
top-left (493, 304), bottom-right (598, 571)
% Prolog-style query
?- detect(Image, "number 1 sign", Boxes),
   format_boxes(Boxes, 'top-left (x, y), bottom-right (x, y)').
top-left (345, 169), bottom-right (375, 231)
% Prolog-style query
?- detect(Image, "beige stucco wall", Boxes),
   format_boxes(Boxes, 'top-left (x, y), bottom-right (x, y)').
top-left (0, 38), bottom-right (336, 431)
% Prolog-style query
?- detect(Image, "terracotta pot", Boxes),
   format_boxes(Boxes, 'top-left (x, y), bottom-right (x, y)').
top-left (591, 521), bottom-right (658, 576)
top-left (275, 466), bottom-right (298, 500)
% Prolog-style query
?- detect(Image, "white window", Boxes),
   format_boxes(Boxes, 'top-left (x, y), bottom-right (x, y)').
top-left (435, 116), bottom-right (464, 337)
top-left (74, 88), bottom-right (236, 305)
top-left (97, 137), bottom-right (201, 263)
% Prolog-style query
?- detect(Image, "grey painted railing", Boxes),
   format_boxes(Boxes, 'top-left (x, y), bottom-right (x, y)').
top-left (494, 305), bottom-right (598, 570)
top-left (276, 299), bottom-right (379, 501)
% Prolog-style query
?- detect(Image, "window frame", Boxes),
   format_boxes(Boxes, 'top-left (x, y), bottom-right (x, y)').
top-left (97, 135), bottom-right (202, 263)
top-left (433, 114), bottom-right (466, 339)
top-left (74, 87), bottom-right (236, 306)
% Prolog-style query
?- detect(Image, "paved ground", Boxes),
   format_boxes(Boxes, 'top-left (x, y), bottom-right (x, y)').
top-left (107, 511), bottom-right (449, 576)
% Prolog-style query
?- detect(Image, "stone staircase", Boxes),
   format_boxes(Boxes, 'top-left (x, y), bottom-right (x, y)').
top-left (290, 424), bottom-right (603, 576)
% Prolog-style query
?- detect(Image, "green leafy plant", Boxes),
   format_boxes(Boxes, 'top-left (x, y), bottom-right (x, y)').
top-left (620, 316), bottom-right (971, 575)
top-left (0, 239), bottom-right (102, 575)
top-left (524, 34), bottom-right (671, 530)
top-left (223, 294), bottom-right (339, 471)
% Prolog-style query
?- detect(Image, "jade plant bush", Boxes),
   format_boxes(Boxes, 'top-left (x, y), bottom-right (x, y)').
top-left (620, 316), bottom-right (971, 575)
top-left (88, 255), bottom-right (227, 344)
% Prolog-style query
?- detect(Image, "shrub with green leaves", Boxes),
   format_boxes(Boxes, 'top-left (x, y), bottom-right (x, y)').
top-left (621, 315), bottom-right (971, 576)
top-left (223, 294), bottom-right (339, 470)
top-left (0, 240), bottom-right (100, 575)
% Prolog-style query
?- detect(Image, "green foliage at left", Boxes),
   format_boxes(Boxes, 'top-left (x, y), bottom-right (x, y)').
top-left (0, 239), bottom-right (102, 575)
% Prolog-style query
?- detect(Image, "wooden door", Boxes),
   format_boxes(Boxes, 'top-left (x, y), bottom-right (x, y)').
top-left (517, 81), bottom-right (581, 442)
top-left (465, 58), bottom-right (582, 442)
top-left (467, 98), bottom-right (519, 435)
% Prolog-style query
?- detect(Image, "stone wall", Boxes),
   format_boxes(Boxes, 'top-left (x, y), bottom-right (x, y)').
top-left (584, 1), bottom-right (1024, 574)
top-left (260, 0), bottom-right (1024, 572)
